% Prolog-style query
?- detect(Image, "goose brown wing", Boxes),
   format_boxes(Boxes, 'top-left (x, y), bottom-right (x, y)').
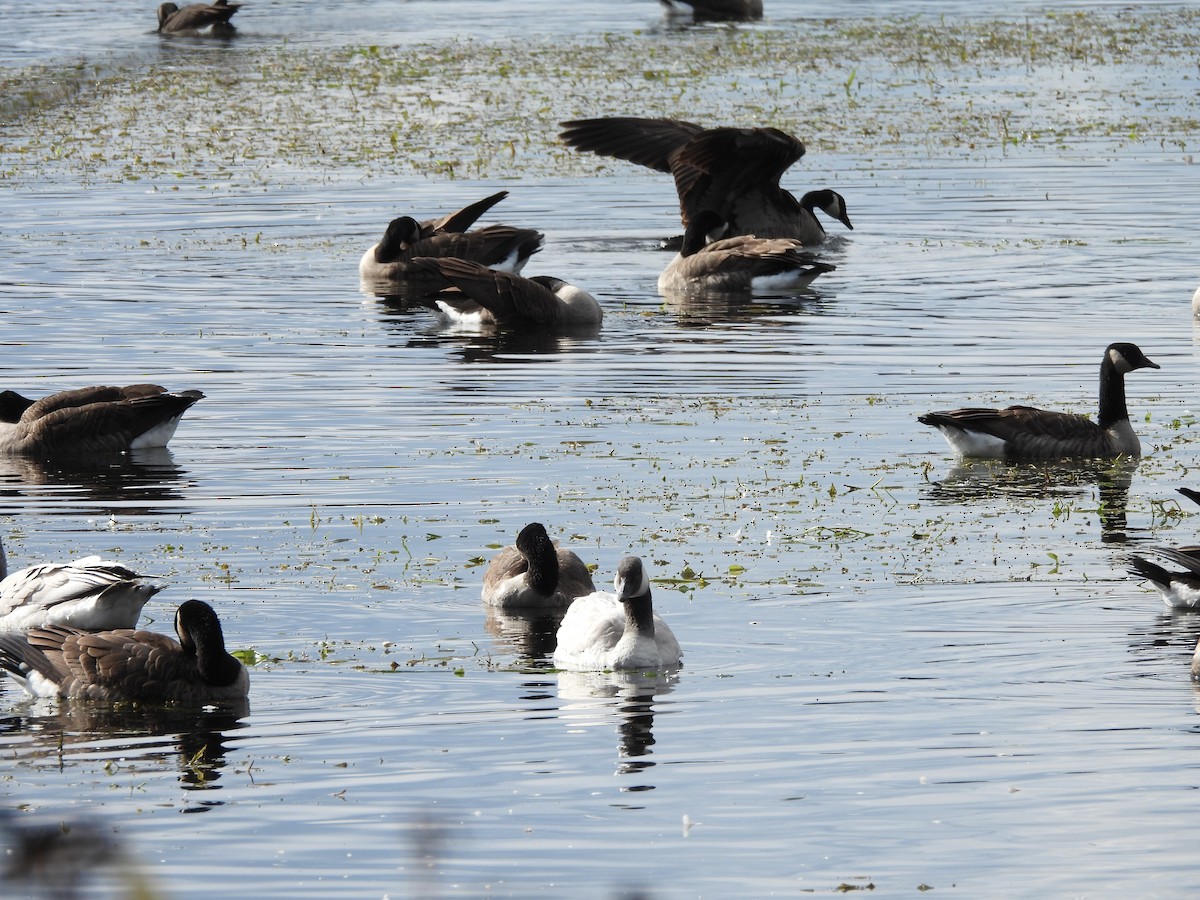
top-left (559, 117), bottom-right (707, 173)
top-left (31, 627), bottom-right (188, 699)
top-left (23, 387), bottom-right (202, 455)
top-left (669, 127), bottom-right (806, 230)
top-left (416, 258), bottom-right (564, 326)
top-left (420, 191), bottom-right (509, 238)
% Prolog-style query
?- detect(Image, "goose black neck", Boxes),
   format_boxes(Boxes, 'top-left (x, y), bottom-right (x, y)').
top-left (1097, 353), bottom-right (1128, 429)
top-left (623, 591), bottom-right (656, 638)
top-left (523, 536), bottom-right (560, 598)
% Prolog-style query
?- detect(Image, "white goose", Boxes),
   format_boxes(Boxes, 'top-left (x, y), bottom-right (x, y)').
top-left (553, 556), bottom-right (681, 671)
top-left (0, 599), bottom-right (249, 706)
top-left (0, 537), bottom-right (162, 631)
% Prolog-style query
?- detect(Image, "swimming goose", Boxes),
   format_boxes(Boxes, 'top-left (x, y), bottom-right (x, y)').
top-left (559, 116), bottom-right (852, 244)
top-left (553, 556), bottom-right (681, 671)
top-left (0, 599), bottom-right (248, 706)
top-left (0, 537), bottom-right (162, 631)
top-left (0, 384), bottom-right (204, 456)
top-left (658, 209), bottom-right (836, 294)
top-left (661, 0), bottom-right (763, 22)
top-left (157, 1), bottom-right (240, 34)
top-left (414, 190), bottom-right (510, 240)
top-left (411, 257), bottom-right (603, 328)
top-left (918, 342), bottom-right (1160, 461)
top-left (482, 522), bottom-right (596, 609)
top-left (1128, 547), bottom-right (1200, 610)
top-left (359, 218), bottom-right (543, 280)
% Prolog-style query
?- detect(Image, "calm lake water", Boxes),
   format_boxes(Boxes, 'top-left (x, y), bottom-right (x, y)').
top-left (3, 2), bottom-right (1200, 898)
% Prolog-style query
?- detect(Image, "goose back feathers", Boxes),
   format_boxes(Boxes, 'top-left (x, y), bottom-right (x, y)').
top-left (919, 342), bottom-right (1159, 460)
top-left (359, 218), bottom-right (543, 280)
top-left (553, 556), bottom-right (681, 671)
top-left (0, 538), bottom-right (162, 631)
top-left (413, 257), bottom-right (603, 328)
top-left (559, 116), bottom-right (852, 244)
top-left (661, 0), bottom-right (764, 22)
top-left (416, 191), bottom-right (510, 239)
top-left (658, 209), bottom-right (836, 293)
top-left (1128, 546), bottom-right (1200, 610)
top-left (0, 384), bottom-right (203, 456)
top-left (0, 599), bottom-right (248, 706)
top-left (482, 522), bottom-right (596, 609)
top-left (157, 1), bottom-right (240, 34)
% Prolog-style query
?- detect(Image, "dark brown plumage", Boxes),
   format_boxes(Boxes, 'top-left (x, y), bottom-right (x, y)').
top-left (559, 116), bottom-right (851, 244)
top-left (359, 219), bottom-right (544, 281)
top-left (414, 191), bottom-right (510, 240)
top-left (661, 0), bottom-right (763, 21)
top-left (157, 1), bottom-right (240, 34)
top-left (0, 384), bottom-right (203, 456)
top-left (0, 599), bottom-right (248, 706)
top-left (411, 257), bottom-right (603, 329)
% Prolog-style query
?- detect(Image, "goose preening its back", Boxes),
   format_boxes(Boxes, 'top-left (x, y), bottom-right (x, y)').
top-left (1128, 547), bottom-right (1200, 610)
top-left (482, 522), bottom-right (596, 609)
top-left (658, 209), bottom-right (836, 294)
top-left (0, 599), bottom-right (248, 706)
top-left (359, 218), bottom-right (544, 281)
top-left (0, 537), bottom-right (162, 631)
top-left (660, 0), bottom-right (763, 22)
top-left (412, 257), bottom-right (603, 329)
top-left (0, 384), bottom-right (204, 456)
top-left (157, 1), bottom-right (240, 34)
top-left (553, 556), bottom-right (681, 671)
top-left (918, 342), bottom-right (1159, 461)
top-left (559, 116), bottom-right (852, 245)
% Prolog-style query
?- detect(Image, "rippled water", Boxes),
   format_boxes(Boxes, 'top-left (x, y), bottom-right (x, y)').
top-left (3, 2), bottom-right (1200, 898)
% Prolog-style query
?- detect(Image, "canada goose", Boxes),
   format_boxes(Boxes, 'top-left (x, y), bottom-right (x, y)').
top-left (0, 537), bottom-right (162, 631)
top-left (559, 116), bottom-right (852, 244)
top-left (157, 1), bottom-right (240, 34)
top-left (1128, 547), bottom-right (1200, 610)
top-left (553, 556), bottom-right (682, 671)
top-left (658, 209), bottom-right (836, 294)
top-left (0, 599), bottom-right (248, 706)
top-left (918, 342), bottom-right (1160, 461)
top-left (481, 522), bottom-right (596, 609)
top-left (660, 0), bottom-right (763, 22)
top-left (414, 190), bottom-right (510, 240)
top-left (359, 219), bottom-right (543, 280)
top-left (0, 384), bottom-right (204, 456)
top-left (1178, 487), bottom-right (1200, 508)
top-left (411, 257), bottom-right (603, 328)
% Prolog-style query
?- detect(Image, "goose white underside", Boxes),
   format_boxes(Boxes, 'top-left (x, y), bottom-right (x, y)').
top-left (932, 425), bottom-right (1009, 460)
top-left (130, 414), bottom-right (186, 449)
top-left (1150, 581), bottom-right (1200, 610)
top-left (1, 558), bottom-right (160, 630)
top-left (553, 592), bottom-right (681, 671)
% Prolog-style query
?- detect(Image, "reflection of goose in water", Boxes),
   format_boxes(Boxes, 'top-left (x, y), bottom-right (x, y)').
top-left (484, 608), bottom-right (567, 662)
top-left (920, 457), bottom-right (1136, 543)
top-left (0, 702), bottom-right (246, 795)
top-left (557, 669), bottom-right (679, 778)
top-left (0, 447), bottom-right (193, 515)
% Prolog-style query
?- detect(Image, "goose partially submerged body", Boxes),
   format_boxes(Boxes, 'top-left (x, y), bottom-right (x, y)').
top-left (658, 209), bottom-right (836, 294)
top-left (359, 218), bottom-right (543, 281)
top-left (554, 556), bottom-right (681, 671)
top-left (157, 1), bottom-right (240, 34)
top-left (660, 0), bottom-right (763, 22)
top-left (0, 384), bottom-right (204, 456)
top-left (559, 116), bottom-right (851, 245)
top-left (0, 538), bottom-right (162, 631)
top-left (0, 599), bottom-right (248, 706)
top-left (1128, 547), bottom-right (1200, 610)
top-left (482, 522), bottom-right (596, 609)
top-left (412, 257), bottom-right (603, 329)
top-left (918, 343), bottom-right (1159, 461)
